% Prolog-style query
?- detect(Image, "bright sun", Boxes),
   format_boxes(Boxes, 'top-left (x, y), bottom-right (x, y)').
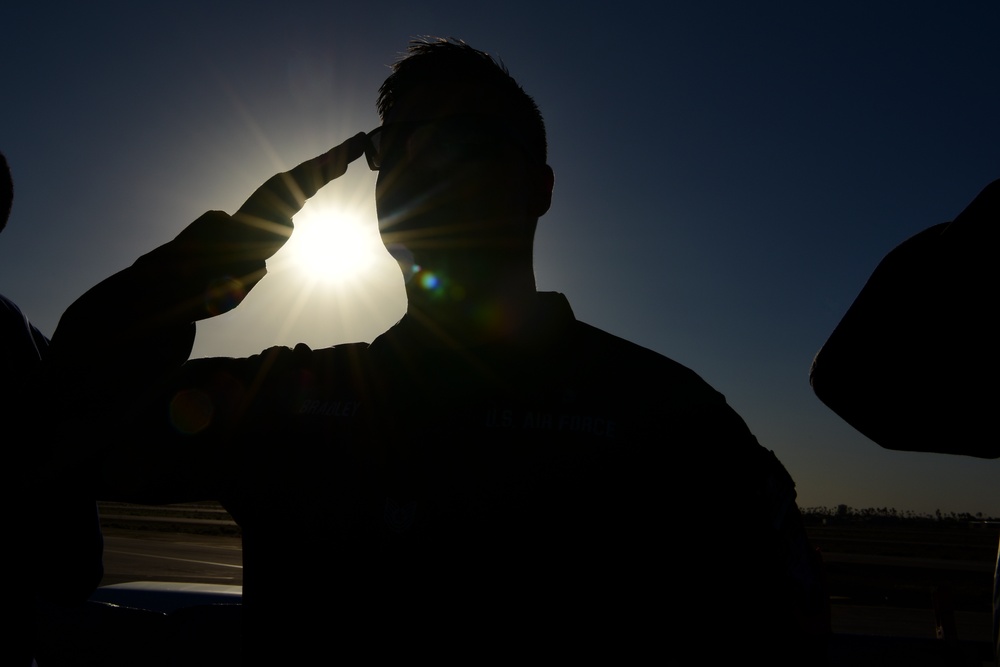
top-left (284, 203), bottom-right (384, 284)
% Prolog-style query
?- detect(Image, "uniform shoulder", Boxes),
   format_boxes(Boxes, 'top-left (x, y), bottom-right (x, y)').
top-left (563, 319), bottom-right (738, 420)
top-left (569, 319), bottom-right (716, 389)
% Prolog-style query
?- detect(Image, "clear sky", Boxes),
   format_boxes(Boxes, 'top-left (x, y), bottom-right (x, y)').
top-left (2, 2), bottom-right (997, 516)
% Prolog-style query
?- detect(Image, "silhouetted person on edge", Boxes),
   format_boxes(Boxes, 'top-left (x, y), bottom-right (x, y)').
top-left (49, 38), bottom-right (829, 664)
top-left (811, 179), bottom-right (998, 459)
top-left (1, 150), bottom-right (104, 666)
top-left (810, 178), bottom-right (999, 663)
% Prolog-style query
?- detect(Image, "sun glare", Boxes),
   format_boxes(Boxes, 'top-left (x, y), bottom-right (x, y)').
top-left (285, 203), bottom-right (383, 284)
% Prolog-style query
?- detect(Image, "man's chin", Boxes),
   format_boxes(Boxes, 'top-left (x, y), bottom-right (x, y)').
top-left (383, 241), bottom-right (415, 267)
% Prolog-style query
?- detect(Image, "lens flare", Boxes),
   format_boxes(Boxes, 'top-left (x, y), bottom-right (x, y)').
top-left (419, 272), bottom-right (440, 290)
top-left (169, 389), bottom-right (214, 435)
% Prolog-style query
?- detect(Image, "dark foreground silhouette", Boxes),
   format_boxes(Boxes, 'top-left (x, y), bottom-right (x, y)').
top-left (40, 38), bottom-right (829, 665)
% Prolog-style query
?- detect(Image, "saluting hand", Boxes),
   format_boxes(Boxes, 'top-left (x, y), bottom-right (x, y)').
top-left (165, 132), bottom-right (369, 317)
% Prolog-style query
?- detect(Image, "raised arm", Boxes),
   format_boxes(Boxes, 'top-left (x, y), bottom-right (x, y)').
top-left (42, 134), bottom-right (369, 500)
top-left (51, 133), bottom-right (368, 356)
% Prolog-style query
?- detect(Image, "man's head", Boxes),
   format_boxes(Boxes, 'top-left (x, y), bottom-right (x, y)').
top-left (375, 38), bottom-right (546, 165)
top-left (371, 38), bottom-right (553, 257)
top-left (1, 151), bottom-right (13, 234)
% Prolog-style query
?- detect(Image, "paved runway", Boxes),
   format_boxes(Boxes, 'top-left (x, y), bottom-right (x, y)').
top-left (97, 526), bottom-right (997, 665)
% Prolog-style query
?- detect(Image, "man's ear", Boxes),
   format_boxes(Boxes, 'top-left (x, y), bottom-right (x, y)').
top-left (529, 164), bottom-right (554, 217)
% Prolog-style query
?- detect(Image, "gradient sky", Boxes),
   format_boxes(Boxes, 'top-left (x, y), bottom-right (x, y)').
top-left (2, 2), bottom-right (997, 516)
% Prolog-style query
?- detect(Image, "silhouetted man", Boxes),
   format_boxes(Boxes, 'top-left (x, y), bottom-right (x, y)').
top-left (51, 38), bottom-right (829, 664)
top-left (2, 150), bottom-right (104, 666)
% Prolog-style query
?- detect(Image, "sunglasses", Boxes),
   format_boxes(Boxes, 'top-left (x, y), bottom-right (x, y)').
top-left (365, 114), bottom-right (535, 171)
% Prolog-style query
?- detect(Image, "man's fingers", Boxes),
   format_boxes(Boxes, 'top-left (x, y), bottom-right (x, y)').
top-left (236, 132), bottom-right (368, 224)
top-left (290, 131), bottom-right (369, 200)
top-left (174, 132), bottom-right (370, 266)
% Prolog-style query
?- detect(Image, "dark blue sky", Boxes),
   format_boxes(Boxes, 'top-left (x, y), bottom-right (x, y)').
top-left (2, 1), bottom-right (997, 515)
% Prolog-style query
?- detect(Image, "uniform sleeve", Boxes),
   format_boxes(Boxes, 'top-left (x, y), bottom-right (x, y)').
top-left (84, 347), bottom-right (290, 504)
top-left (41, 209), bottom-right (282, 495)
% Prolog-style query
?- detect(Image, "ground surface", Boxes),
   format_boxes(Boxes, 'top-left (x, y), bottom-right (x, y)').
top-left (96, 503), bottom-right (1000, 665)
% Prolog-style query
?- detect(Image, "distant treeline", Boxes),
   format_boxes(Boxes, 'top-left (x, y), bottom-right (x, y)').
top-left (800, 504), bottom-right (999, 525)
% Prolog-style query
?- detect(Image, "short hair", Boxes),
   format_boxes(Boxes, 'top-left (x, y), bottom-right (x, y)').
top-left (376, 37), bottom-right (547, 164)
top-left (1, 151), bottom-right (13, 233)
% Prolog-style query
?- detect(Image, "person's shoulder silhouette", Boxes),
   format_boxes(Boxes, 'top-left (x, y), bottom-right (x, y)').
top-left (811, 178), bottom-right (999, 458)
